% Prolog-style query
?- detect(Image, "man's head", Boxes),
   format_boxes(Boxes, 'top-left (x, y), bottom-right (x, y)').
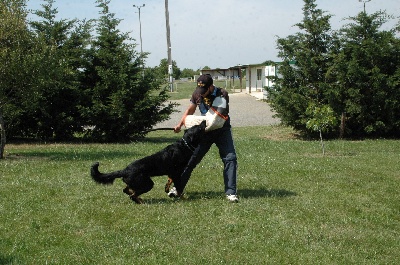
top-left (196, 74), bottom-right (213, 95)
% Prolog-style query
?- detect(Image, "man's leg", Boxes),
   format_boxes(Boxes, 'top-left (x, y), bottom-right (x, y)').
top-left (215, 127), bottom-right (238, 196)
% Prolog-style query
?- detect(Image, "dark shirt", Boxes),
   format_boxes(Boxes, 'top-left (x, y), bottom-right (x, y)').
top-left (190, 86), bottom-right (229, 116)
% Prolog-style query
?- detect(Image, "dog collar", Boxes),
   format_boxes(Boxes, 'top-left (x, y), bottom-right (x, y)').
top-left (182, 138), bottom-right (196, 152)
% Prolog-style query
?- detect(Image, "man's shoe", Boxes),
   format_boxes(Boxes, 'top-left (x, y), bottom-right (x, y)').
top-left (226, 194), bottom-right (239, 203)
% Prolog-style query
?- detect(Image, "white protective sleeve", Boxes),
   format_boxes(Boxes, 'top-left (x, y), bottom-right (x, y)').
top-left (184, 96), bottom-right (228, 132)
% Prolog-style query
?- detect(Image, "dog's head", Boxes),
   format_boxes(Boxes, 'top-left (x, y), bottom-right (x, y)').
top-left (183, 120), bottom-right (206, 147)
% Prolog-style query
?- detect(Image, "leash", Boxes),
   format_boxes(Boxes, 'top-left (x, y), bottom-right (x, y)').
top-left (144, 127), bottom-right (196, 152)
top-left (142, 127), bottom-right (175, 133)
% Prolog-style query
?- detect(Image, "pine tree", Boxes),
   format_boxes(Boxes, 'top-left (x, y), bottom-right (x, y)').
top-left (0, 0), bottom-right (38, 157)
top-left (28, 0), bottom-right (92, 140)
top-left (326, 11), bottom-right (400, 137)
top-left (80, 0), bottom-right (175, 141)
top-left (268, 0), bottom-right (334, 135)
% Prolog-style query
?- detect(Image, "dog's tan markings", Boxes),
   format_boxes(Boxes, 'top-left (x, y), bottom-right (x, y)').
top-left (123, 186), bottom-right (134, 196)
top-left (164, 177), bottom-right (173, 193)
top-left (131, 195), bottom-right (144, 204)
top-left (123, 186), bottom-right (144, 204)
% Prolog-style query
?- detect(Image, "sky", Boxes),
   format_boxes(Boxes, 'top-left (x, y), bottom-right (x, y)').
top-left (26, 0), bottom-right (400, 70)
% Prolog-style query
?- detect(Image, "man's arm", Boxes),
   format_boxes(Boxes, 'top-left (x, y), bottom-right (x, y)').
top-left (174, 103), bottom-right (197, 133)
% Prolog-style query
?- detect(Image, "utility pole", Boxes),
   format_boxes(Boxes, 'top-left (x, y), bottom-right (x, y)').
top-left (165, 0), bottom-right (173, 92)
top-left (359, 0), bottom-right (371, 13)
top-left (133, 4), bottom-right (145, 77)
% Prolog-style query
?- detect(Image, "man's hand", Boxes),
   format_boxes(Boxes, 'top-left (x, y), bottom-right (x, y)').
top-left (174, 103), bottom-right (196, 133)
top-left (174, 124), bottom-right (182, 133)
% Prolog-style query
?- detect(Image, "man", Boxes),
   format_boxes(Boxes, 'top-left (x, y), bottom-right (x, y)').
top-left (169, 74), bottom-right (239, 202)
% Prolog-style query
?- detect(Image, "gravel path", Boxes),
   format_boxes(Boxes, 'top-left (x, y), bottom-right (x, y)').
top-left (155, 92), bottom-right (280, 128)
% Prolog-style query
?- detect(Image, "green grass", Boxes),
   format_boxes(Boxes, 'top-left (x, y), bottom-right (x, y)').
top-left (1, 125), bottom-right (399, 264)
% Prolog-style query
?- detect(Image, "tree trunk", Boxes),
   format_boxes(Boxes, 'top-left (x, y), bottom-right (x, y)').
top-left (0, 111), bottom-right (6, 159)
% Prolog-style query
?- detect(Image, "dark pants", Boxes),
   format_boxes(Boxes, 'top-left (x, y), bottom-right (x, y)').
top-left (175, 125), bottom-right (238, 195)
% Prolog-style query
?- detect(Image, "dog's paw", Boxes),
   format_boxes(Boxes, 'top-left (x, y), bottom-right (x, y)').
top-left (130, 196), bottom-right (144, 204)
top-left (167, 187), bottom-right (179, 198)
top-left (168, 187), bottom-right (186, 200)
top-left (136, 198), bottom-right (145, 204)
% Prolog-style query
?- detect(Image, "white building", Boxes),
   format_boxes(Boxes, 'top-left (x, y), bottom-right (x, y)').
top-left (199, 62), bottom-right (294, 98)
top-left (200, 66), bottom-right (244, 91)
top-left (245, 63), bottom-right (278, 94)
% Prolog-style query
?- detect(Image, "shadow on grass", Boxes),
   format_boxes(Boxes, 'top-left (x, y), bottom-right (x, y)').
top-left (5, 136), bottom-right (182, 162)
top-left (145, 188), bottom-right (297, 204)
top-left (4, 150), bottom-right (142, 161)
top-left (125, 188), bottom-right (297, 205)
top-left (188, 188), bottom-right (296, 199)
top-left (239, 188), bottom-right (297, 198)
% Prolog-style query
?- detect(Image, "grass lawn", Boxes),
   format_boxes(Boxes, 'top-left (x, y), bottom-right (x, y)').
top-left (1, 125), bottom-right (399, 264)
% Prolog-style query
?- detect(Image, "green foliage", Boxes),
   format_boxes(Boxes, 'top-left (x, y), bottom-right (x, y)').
top-left (326, 11), bottom-right (400, 137)
top-left (181, 67), bottom-right (199, 78)
top-left (1, 0), bottom-right (176, 143)
top-left (0, 0), bottom-right (42, 139)
top-left (306, 103), bottom-right (338, 154)
top-left (268, 0), bottom-right (334, 133)
top-left (1, 126), bottom-right (400, 263)
top-left (306, 103), bottom-right (338, 133)
top-left (154, 58), bottom-right (182, 80)
top-left (0, 0), bottom-right (28, 112)
top-left (268, 0), bottom-right (400, 139)
top-left (78, 0), bottom-right (175, 141)
top-left (0, 0), bottom-right (93, 141)
top-left (25, 0), bottom-right (91, 140)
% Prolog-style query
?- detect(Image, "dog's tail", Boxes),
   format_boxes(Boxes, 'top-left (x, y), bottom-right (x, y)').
top-left (90, 162), bottom-right (125, 185)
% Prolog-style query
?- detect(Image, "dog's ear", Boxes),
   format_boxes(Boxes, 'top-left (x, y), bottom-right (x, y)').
top-left (200, 120), bottom-right (207, 128)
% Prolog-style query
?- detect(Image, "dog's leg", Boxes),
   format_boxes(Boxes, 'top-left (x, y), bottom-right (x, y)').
top-left (166, 176), bottom-right (185, 199)
top-left (130, 195), bottom-right (144, 204)
top-left (123, 186), bottom-right (144, 204)
top-left (123, 185), bottom-right (134, 196)
top-left (164, 177), bottom-right (173, 193)
top-left (171, 176), bottom-right (184, 198)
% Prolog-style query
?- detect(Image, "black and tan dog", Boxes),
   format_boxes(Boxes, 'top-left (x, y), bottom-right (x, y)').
top-left (90, 120), bottom-right (206, 204)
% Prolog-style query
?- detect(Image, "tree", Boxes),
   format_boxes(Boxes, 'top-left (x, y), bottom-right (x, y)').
top-left (156, 58), bottom-right (181, 80)
top-left (326, 11), bottom-right (400, 137)
top-left (28, 0), bottom-right (92, 140)
top-left (79, 0), bottom-right (175, 141)
top-left (181, 68), bottom-right (199, 79)
top-left (269, 0), bottom-right (400, 139)
top-left (0, 0), bottom-right (38, 158)
top-left (267, 0), bottom-right (335, 136)
top-left (306, 103), bottom-right (338, 155)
